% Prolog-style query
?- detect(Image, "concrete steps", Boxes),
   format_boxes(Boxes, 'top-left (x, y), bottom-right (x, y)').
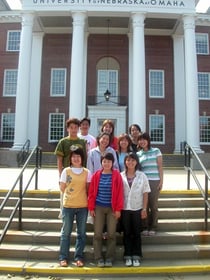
top-left (1, 190), bottom-right (210, 276)
top-left (15, 151), bottom-right (185, 168)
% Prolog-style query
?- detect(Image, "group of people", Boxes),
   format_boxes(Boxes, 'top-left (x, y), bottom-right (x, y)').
top-left (54, 117), bottom-right (163, 268)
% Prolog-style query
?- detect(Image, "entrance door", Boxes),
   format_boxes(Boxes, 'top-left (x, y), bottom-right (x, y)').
top-left (88, 105), bottom-right (127, 138)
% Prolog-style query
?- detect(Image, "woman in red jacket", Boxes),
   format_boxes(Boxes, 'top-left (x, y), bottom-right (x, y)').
top-left (88, 153), bottom-right (123, 267)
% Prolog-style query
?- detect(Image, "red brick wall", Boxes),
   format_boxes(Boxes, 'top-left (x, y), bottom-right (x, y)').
top-left (1, 24), bottom-right (210, 153)
top-left (39, 34), bottom-right (72, 151)
top-left (0, 23), bottom-right (20, 148)
top-left (145, 35), bottom-right (174, 153)
top-left (87, 34), bottom-right (129, 101)
top-left (196, 26), bottom-right (210, 152)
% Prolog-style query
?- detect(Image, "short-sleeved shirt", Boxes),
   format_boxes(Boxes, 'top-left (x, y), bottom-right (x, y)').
top-left (78, 133), bottom-right (96, 152)
top-left (54, 136), bottom-right (87, 168)
top-left (60, 167), bottom-right (91, 208)
top-left (137, 147), bottom-right (162, 181)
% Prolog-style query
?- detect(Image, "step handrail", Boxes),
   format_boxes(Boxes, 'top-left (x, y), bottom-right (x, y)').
top-left (0, 145), bottom-right (42, 244)
top-left (17, 139), bottom-right (30, 167)
top-left (184, 142), bottom-right (210, 231)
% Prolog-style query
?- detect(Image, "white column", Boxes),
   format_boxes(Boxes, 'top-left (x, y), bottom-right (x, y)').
top-left (12, 13), bottom-right (34, 150)
top-left (131, 13), bottom-right (146, 131)
top-left (83, 31), bottom-right (89, 116)
top-left (69, 12), bottom-right (86, 118)
top-left (128, 32), bottom-right (133, 127)
top-left (173, 35), bottom-right (186, 153)
top-left (183, 15), bottom-right (202, 152)
top-left (28, 32), bottom-right (44, 148)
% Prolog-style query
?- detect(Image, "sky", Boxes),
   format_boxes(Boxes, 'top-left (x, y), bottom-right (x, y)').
top-left (5, 0), bottom-right (210, 12)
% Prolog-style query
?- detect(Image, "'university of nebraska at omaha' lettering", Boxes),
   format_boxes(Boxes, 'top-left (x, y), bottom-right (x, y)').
top-left (32, 0), bottom-right (185, 8)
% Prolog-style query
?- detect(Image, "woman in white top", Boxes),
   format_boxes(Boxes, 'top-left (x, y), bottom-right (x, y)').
top-left (120, 152), bottom-right (150, 267)
top-left (87, 132), bottom-right (119, 174)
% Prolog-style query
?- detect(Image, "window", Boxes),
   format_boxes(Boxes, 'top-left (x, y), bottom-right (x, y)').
top-left (49, 113), bottom-right (65, 142)
top-left (149, 115), bottom-right (165, 144)
top-left (97, 70), bottom-right (118, 102)
top-left (200, 116), bottom-right (210, 144)
top-left (3, 70), bottom-right (18, 96)
top-left (7, 31), bottom-right (21, 51)
top-left (198, 73), bottom-right (210, 99)
top-left (50, 68), bottom-right (66, 97)
top-left (196, 33), bottom-right (209, 55)
top-left (1, 113), bottom-right (15, 142)
top-left (149, 70), bottom-right (164, 98)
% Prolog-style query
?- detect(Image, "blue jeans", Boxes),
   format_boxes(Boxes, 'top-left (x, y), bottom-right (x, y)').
top-left (59, 207), bottom-right (88, 261)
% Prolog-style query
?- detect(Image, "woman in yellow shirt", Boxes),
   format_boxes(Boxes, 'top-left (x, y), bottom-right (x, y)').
top-left (59, 146), bottom-right (91, 267)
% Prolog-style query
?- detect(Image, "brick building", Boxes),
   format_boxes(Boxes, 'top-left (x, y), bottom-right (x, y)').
top-left (0, 0), bottom-right (210, 154)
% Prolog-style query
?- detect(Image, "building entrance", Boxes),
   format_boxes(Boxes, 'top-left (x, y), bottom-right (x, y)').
top-left (88, 105), bottom-right (127, 138)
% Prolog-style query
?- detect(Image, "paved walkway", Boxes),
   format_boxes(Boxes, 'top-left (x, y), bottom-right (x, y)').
top-left (0, 167), bottom-right (208, 192)
top-left (0, 274), bottom-right (210, 280)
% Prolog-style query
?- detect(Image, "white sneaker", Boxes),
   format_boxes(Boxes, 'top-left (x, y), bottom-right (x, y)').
top-left (133, 259), bottom-right (140, 267)
top-left (125, 259), bottom-right (132, 267)
top-left (148, 230), bottom-right (156, 236)
top-left (141, 230), bottom-right (149, 236)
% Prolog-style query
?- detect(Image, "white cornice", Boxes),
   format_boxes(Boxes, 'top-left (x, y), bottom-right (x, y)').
top-left (196, 14), bottom-right (210, 26)
top-left (0, 12), bottom-right (21, 22)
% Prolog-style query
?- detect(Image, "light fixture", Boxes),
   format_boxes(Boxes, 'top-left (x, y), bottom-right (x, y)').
top-left (103, 19), bottom-right (111, 101)
top-left (104, 89), bottom-right (111, 101)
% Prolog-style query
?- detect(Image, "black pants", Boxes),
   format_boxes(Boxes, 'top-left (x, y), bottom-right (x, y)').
top-left (121, 209), bottom-right (142, 258)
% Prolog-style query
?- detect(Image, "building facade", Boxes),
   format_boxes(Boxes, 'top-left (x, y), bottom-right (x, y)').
top-left (0, 0), bottom-right (210, 154)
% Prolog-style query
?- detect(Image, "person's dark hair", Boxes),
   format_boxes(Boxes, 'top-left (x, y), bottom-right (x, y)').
top-left (96, 132), bottom-right (111, 147)
top-left (66, 118), bottom-right (80, 128)
top-left (138, 132), bottom-right (151, 150)
top-left (117, 133), bottom-right (132, 153)
top-left (80, 117), bottom-right (91, 126)
top-left (128, 124), bottom-right (141, 135)
top-left (69, 146), bottom-right (85, 166)
top-left (101, 152), bottom-right (115, 166)
top-left (124, 152), bottom-right (141, 171)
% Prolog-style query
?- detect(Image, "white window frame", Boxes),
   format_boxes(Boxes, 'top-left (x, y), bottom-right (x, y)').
top-left (149, 114), bottom-right (165, 144)
top-left (149, 70), bottom-right (165, 98)
top-left (48, 113), bottom-right (65, 142)
top-left (3, 69), bottom-right (18, 97)
top-left (196, 33), bottom-right (209, 55)
top-left (50, 68), bottom-right (67, 97)
top-left (6, 30), bottom-right (21, 51)
top-left (1, 113), bottom-right (15, 142)
top-left (198, 72), bottom-right (210, 100)
top-left (200, 116), bottom-right (210, 144)
top-left (97, 69), bottom-right (118, 103)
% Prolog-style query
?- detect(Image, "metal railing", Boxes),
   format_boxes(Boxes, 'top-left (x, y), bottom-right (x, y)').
top-left (0, 145), bottom-right (42, 244)
top-left (184, 142), bottom-right (210, 231)
top-left (17, 139), bottom-right (30, 167)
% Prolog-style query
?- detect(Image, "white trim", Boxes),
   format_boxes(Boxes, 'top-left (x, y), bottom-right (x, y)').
top-left (3, 69), bottom-right (18, 97)
top-left (198, 72), bottom-right (210, 100)
top-left (196, 33), bottom-right (209, 55)
top-left (50, 68), bottom-right (67, 97)
top-left (48, 112), bottom-right (65, 142)
top-left (149, 69), bottom-right (165, 99)
top-left (88, 105), bottom-right (127, 137)
top-left (149, 114), bottom-right (165, 144)
top-left (6, 30), bottom-right (21, 52)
